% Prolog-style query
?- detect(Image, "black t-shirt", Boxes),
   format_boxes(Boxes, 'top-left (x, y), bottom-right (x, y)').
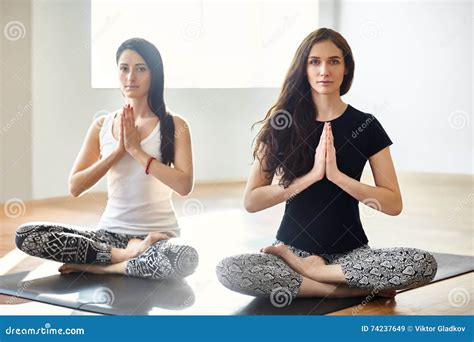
top-left (276, 104), bottom-right (393, 254)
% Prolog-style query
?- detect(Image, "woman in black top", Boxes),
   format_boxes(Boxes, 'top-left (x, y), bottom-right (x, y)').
top-left (216, 28), bottom-right (437, 302)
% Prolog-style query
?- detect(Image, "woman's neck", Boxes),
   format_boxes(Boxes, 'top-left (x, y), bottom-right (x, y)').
top-left (126, 97), bottom-right (155, 119)
top-left (312, 92), bottom-right (346, 121)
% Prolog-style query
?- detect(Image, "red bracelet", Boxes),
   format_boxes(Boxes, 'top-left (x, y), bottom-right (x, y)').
top-left (145, 157), bottom-right (156, 175)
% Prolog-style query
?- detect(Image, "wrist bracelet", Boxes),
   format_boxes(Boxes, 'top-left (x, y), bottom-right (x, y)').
top-left (145, 157), bottom-right (156, 175)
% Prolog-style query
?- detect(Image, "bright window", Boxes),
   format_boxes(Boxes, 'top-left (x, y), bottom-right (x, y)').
top-left (91, 0), bottom-right (319, 88)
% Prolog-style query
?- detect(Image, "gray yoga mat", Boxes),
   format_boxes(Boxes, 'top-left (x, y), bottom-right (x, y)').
top-left (0, 252), bottom-right (471, 315)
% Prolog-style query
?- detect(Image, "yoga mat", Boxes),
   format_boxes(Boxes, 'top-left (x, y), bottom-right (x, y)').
top-left (0, 252), bottom-right (471, 315)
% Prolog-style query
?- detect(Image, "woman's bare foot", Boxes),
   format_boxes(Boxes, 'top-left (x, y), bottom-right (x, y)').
top-left (125, 232), bottom-right (170, 259)
top-left (261, 244), bottom-right (326, 278)
top-left (58, 261), bottom-right (126, 275)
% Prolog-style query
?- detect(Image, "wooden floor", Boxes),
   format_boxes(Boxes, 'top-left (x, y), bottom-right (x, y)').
top-left (0, 171), bottom-right (472, 315)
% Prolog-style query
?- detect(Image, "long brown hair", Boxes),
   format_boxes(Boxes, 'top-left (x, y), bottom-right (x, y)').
top-left (252, 28), bottom-right (355, 187)
top-left (116, 38), bottom-right (175, 166)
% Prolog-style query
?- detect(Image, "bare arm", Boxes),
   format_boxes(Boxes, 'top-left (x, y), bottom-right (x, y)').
top-left (128, 115), bottom-right (194, 196)
top-left (68, 116), bottom-right (123, 197)
top-left (244, 123), bottom-right (329, 213)
top-left (332, 146), bottom-right (403, 216)
top-left (243, 146), bottom-right (322, 213)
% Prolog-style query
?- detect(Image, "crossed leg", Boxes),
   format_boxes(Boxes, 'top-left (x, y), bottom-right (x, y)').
top-left (261, 243), bottom-right (437, 297)
top-left (261, 245), bottom-right (395, 297)
top-left (59, 235), bottom-right (199, 280)
top-left (58, 232), bottom-right (169, 274)
top-left (15, 223), bottom-right (198, 280)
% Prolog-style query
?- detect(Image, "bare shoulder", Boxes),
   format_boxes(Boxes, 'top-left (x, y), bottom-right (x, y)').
top-left (172, 113), bottom-right (190, 128)
top-left (171, 114), bottom-right (191, 137)
top-left (90, 114), bottom-right (107, 132)
top-left (95, 115), bottom-right (107, 125)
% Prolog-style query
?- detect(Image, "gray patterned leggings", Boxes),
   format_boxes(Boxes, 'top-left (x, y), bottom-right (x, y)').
top-left (216, 240), bottom-right (437, 299)
top-left (15, 222), bottom-right (199, 280)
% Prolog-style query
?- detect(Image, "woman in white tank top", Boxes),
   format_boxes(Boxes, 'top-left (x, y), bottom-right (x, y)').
top-left (15, 38), bottom-right (199, 280)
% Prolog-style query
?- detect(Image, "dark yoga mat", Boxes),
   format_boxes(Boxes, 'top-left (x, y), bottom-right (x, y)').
top-left (0, 252), bottom-right (472, 315)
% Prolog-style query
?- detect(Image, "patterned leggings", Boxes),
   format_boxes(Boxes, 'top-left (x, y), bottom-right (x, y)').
top-left (15, 222), bottom-right (199, 280)
top-left (216, 240), bottom-right (437, 299)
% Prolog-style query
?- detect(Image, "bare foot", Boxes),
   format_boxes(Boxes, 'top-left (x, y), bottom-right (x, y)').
top-left (261, 244), bottom-right (326, 277)
top-left (59, 263), bottom-right (105, 274)
top-left (126, 232), bottom-right (169, 258)
top-left (58, 262), bottom-right (126, 275)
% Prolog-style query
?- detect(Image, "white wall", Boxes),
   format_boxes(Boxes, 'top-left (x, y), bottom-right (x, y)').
top-left (471, 0), bottom-right (474, 174)
top-left (1, 0), bottom-right (32, 203)
top-left (19, 0), bottom-right (473, 200)
top-left (0, 3), bottom-right (3, 202)
top-left (337, 0), bottom-right (472, 174)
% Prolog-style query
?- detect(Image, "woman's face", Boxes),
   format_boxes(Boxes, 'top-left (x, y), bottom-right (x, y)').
top-left (306, 40), bottom-right (347, 96)
top-left (118, 49), bottom-right (151, 99)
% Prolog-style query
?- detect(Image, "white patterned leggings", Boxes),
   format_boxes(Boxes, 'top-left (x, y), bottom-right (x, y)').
top-left (216, 240), bottom-right (437, 299)
top-left (15, 222), bottom-right (199, 280)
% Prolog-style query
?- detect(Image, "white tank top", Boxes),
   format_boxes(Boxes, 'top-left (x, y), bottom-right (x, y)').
top-left (96, 112), bottom-right (179, 236)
